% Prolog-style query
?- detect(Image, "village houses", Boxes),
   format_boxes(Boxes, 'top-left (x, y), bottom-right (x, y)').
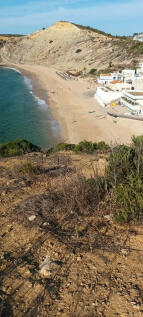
top-left (95, 62), bottom-right (143, 115)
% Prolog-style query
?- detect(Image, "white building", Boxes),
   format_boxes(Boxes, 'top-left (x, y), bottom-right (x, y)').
top-left (121, 90), bottom-right (143, 115)
top-left (121, 69), bottom-right (135, 83)
top-left (132, 77), bottom-right (143, 91)
top-left (136, 63), bottom-right (143, 76)
top-left (97, 73), bottom-right (123, 85)
top-left (133, 33), bottom-right (143, 42)
top-left (95, 86), bottom-right (122, 107)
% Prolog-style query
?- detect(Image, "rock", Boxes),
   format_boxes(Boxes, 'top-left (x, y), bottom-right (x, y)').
top-left (121, 248), bottom-right (129, 255)
top-left (104, 214), bottom-right (112, 221)
top-left (28, 215), bottom-right (36, 221)
top-left (131, 300), bottom-right (140, 309)
top-left (1, 191), bottom-right (6, 196)
top-left (77, 256), bottom-right (82, 262)
top-left (39, 255), bottom-right (51, 277)
top-left (43, 222), bottom-right (48, 226)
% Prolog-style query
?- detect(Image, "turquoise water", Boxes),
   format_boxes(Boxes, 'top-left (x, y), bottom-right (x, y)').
top-left (0, 67), bottom-right (61, 149)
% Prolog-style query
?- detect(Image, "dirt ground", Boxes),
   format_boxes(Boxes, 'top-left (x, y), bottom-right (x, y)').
top-left (1, 152), bottom-right (143, 317)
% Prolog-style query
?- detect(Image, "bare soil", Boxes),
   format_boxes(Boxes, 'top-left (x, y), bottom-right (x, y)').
top-left (1, 152), bottom-right (143, 317)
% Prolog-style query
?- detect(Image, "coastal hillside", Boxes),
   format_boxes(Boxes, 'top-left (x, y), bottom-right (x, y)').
top-left (0, 34), bottom-right (24, 55)
top-left (1, 137), bottom-right (143, 316)
top-left (0, 21), bottom-right (143, 73)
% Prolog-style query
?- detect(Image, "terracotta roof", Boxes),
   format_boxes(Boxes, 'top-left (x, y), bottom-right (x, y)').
top-left (100, 73), bottom-right (111, 77)
top-left (110, 80), bottom-right (123, 84)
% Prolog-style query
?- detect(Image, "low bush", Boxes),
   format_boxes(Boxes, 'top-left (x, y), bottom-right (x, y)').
top-left (75, 49), bottom-right (82, 53)
top-left (106, 144), bottom-right (132, 187)
top-left (47, 140), bottom-right (110, 155)
top-left (86, 177), bottom-right (106, 201)
top-left (89, 68), bottom-right (97, 75)
top-left (113, 176), bottom-right (143, 223)
top-left (0, 139), bottom-right (41, 157)
top-left (96, 141), bottom-right (110, 151)
top-left (47, 143), bottom-right (76, 154)
top-left (57, 174), bottom-right (106, 216)
top-left (106, 135), bottom-right (143, 223)
top-left (131, 135), bottom-right (143, 175)
top-left (18, 161), bottom-right (43, 175)
top-left (74, 141), bottom-right (95, 153)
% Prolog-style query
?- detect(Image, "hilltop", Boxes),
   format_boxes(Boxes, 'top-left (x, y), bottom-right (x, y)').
top-left (0, 21), bottom-right (143, 73)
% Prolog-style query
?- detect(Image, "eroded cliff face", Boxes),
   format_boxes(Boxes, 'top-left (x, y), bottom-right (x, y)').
top-left (0, 21), bottom-right (141, 72)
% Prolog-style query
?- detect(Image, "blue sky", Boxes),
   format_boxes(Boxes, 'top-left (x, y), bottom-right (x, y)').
top-left (0, 0), bottom-right (143, 35)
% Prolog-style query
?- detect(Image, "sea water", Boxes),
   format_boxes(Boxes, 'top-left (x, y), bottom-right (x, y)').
top-left (0, 67), bottom-right (61, 149)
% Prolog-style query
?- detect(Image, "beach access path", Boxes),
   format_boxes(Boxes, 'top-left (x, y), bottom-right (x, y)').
top-left (10, 64), bottom-right (143, 145)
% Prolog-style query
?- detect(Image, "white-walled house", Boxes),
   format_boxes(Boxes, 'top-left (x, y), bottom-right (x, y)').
top-left (121, 69), bottom-right (135, 83)
top-left (95, 86), bottom-right (122, 107)
top-left (136, 63), bottom-right (143, 75)
top-left (132, 77), bottom-right (143, 90)
top-left (97, 73), bottom-right (123, 85)
top-left (121, 90), bottom-right (143, 115)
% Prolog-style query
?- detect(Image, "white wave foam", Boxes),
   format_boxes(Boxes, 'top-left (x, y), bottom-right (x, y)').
top-left (35, 96), bottom-right (48, 109)
top-left (20, 75), bottom-right (48, 110)
top-left (4, 67), bottom-right (21, 74)
top-left (24, 76), bottom-right (33, 91)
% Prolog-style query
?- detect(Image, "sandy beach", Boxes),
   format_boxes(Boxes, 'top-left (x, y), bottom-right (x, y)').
top-left (8, 63), bottom-right (143, 145)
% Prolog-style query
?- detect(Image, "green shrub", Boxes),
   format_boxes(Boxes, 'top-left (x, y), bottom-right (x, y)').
top-left (75, 49), bottom-right (82, 53)
top-left (106, 144), bottom-right (132, 187)
top-left (86, 177), bottom-right (106, 201)
top-left (0, 139), bottom-right (41, 157)
top-left (113, 176), bottom-right (143, 223)
top-left (46, 143), bottom-right (76, 154)
top-left (74, 141), bottom-right (95, 153)
top-left (96, 141), bottom-right (110, 151)
top-left (89, 68), bottom-right (97, 75)
top-left (131, 135), bottom-right (143, 175)
top-left (47, 141), bottom-right (110, 155)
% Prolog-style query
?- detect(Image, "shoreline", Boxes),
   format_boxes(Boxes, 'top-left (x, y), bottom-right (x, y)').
top-left (1, 63), bottom-right (143, 145)
top-left (9, 64), bottom-right (69, 143)
top-left (1, 64), bottom-right (62, 146)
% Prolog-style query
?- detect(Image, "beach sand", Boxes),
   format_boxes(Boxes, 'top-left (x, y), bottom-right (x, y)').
top-left (10, 64), bottom-right (143, 145)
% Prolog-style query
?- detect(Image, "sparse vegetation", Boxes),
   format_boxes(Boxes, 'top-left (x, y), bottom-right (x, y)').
top-left (47, 140), bottom-right (110, 155)
top-left (1, 135), bottom-right (143, 316)
top-left (47, 142), bottom-right (76, 154)
top-left (18, 161), bottom-right (43, 175)
top-left (74, 141), bottom-right (95, 153)
top-left (1, 136), bottom-right (143, 224)
top-left (113, 175), bottom-right (143, 223)
top-left (73, 23), bottom-right (127, 39)
top-left (89, 68), bottom-right (97, 75)
top-left (107, 136), bottom-right (143, 223)
top-left (96, 141), bottom-right (110, 151)
top-left (0, 139), bottom-right (41, 157)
